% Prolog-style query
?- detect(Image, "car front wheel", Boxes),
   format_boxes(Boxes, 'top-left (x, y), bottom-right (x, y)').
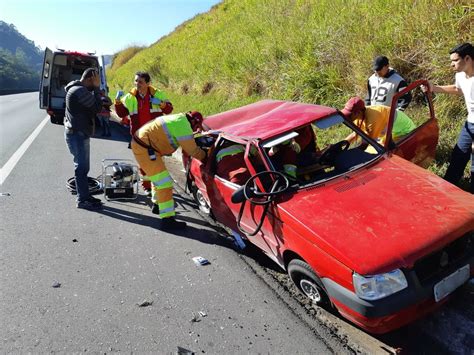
top-left (192, 186), bottom-right (212, 216)
top-left (288, 259), bottom-right (331, 308)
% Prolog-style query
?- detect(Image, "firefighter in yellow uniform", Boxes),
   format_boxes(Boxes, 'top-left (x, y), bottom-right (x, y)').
top-left (131, 111), bottom-right (207, 230)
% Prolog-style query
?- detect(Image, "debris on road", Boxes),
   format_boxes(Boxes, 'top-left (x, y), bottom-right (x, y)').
top-left (192, 256), bottom-right (210, 266)
top-left (231, 231), bottom-right (246, 250)
top-left (137, 300), bottom-right (153, 307)
top-left (190, 313), bottom-right (201, 323)
top-left (72, 239), bottom-right (78, 242)
top-left (176, 346), bottom-right (195, 354)
top-left (190, 311), bottom-right (208, 323)
top-left (52, 281), bottom-right (61, 288)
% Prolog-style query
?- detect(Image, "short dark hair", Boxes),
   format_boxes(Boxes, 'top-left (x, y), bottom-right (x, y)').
top-left (135, 71), bottom-right (151, 83)
top-left (81, 67), bottom-right (98, 80)
top-left (372, 56), bottom-right (389, 71)
top-left (449, 42), bottom-right (474, 59)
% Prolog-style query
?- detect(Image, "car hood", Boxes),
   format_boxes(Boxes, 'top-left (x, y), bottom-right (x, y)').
top-left (278, 155), bottom-right (474, 275)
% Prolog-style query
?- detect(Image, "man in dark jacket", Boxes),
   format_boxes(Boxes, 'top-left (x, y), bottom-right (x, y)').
top-left (365, 56), bottom-right (412, 111)
top-left (64, 68), bottom-right (103, 210)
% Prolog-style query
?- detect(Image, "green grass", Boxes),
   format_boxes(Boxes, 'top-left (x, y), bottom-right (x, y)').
top-left (106, 0), bottom-right (473, 187)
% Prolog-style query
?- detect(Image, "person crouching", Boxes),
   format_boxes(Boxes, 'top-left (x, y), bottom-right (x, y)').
top-left (131, 111), bottom-right (207, 230)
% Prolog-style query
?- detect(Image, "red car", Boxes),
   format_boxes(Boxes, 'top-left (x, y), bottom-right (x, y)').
top-left (183, 81), bottom-right (474, 334)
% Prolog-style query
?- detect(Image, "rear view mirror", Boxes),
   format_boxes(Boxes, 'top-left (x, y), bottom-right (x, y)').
top-left (231, 186), bottom-right (246, 204)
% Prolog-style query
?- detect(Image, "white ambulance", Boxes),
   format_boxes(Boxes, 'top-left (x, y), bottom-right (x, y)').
top-left (39, 47), bottom-right (108, 124)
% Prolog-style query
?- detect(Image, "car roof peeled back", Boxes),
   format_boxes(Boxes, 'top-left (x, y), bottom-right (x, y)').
top-left (204, 100), bottom-right (338, 141)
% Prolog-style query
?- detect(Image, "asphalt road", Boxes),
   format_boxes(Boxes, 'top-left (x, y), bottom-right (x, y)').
top-left (0, 97), bottom-right (342, 353)
top-left (1, 93), bottom-right (473, 354)
top-left (0, 92), bottom-right (46, 167)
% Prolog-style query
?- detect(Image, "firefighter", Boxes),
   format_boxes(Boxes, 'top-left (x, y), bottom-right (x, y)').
top-left (131, 111), bottom-right (207, 230)
top-left (341, 96), bottom-right (416, 147)
top-left (115, 71), bottom-right (173, 198)
top-left (269, 126), bottom-right (319, 178)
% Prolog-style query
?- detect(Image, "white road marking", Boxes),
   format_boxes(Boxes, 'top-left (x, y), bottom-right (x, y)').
top-left (0, 115), bottom-right (49, 185)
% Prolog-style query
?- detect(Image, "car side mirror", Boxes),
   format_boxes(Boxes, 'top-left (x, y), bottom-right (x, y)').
top-left (231, 186), bottom-right (246, 204)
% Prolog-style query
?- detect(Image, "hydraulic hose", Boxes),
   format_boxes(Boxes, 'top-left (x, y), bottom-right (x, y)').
top-left (66, 176), bottom-right (102, 195)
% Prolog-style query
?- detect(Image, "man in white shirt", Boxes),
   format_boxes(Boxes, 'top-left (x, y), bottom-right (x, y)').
top-left (425, 42), bottom-right (474, 193)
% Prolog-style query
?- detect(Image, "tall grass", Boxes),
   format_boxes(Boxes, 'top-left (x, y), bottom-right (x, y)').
top-left (110, 45), bottom-right (146, 72)
top-left (107, 0), bottom-right (473, 181)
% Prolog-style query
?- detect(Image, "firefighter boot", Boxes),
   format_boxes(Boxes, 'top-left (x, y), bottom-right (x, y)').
top-left (159, 217), bottom-right (186, 231)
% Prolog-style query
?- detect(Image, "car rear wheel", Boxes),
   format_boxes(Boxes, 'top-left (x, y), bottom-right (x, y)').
top-left (288, 259), bottom-right (331, 308)
top-left (192, 186), bottom-right (211, 216)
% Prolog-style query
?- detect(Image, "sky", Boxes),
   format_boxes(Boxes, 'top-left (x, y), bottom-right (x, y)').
top-left (0, 0), bottom-right (222, 55)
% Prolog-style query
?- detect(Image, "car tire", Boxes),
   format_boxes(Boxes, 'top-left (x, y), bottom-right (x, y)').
top-left (192, 186), bottom-right (212, 216)
top-left (288, 259), bottom-right (331, 308)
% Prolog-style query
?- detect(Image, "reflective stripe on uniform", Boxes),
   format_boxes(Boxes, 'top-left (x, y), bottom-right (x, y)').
top-left (163, 113), bottom-right (196, 144)
top-left (284, 164), bottom-right (297, 177)
top-left (177, 134), bottom-right (194, 141)
top-left (216, 145), bottom-right (245, 162)
top-left (160, 117), bottom-right (179, 149)
top-left (122, 94), bottom-right (138, 116)
top-left (160, 211), bottom-right (175, 218)
top-left (149, 170), bottom-right (173, 188)
top-left (159, 199), bottom-right (175, 218)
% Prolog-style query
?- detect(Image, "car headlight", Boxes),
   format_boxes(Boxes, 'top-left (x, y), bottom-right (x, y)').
top-left (353, 269), bottom-right (408, 301)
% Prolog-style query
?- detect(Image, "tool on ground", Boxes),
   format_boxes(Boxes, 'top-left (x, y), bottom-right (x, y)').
top-left (102, 159), bottom-right (139, 200)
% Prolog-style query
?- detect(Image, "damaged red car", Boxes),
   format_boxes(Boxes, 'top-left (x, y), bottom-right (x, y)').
top-left (183, 81), bottom-right (474, 334)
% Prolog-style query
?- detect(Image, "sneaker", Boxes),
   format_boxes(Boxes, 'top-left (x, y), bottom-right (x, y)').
top-left (151, 204), bottom-right (160, 215)
top-left (77, 200), bottom-right (103, 210)
top-left (87, 196), bottom-right (103, 205)
top-left (159, 217), bottom-right (186, 230)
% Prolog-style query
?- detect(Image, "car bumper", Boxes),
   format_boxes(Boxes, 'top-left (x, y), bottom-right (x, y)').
top-left (322, 252), bottom-right (474, 333)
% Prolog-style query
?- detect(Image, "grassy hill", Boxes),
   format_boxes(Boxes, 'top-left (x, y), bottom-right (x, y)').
top-left (107, 0), bottom-right (473, 180)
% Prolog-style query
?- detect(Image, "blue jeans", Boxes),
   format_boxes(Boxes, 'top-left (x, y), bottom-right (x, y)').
top-left (444, 121), bottom-right (474, 193)
top-left (65, 130), bottom-right (91, 202)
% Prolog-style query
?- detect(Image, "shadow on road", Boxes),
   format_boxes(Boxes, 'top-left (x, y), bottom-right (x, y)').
top-left (96, 201), bottom-right (235, 250)
top-left (96, 192), bottom-right (282, 272)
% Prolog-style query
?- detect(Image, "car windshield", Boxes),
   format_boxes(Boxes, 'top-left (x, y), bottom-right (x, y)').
top-left (261, 113), bottom-right (383, 188)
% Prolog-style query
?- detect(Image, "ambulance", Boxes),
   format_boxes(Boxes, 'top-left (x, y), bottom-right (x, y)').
top-left (39, 47), bottom-right (108, 124)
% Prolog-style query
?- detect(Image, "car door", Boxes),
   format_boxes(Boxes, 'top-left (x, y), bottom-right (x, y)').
top-left (228, 142), bottom-right (285, 260)
top-left (196, 137), bottom-right (245, 229)
top-left (385, 80), bottom-right (439, 168)
top-left (39, 47), bottom-right (54, 109)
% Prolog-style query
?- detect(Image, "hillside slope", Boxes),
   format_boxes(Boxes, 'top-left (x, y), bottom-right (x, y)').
top-left (0, 21), bottom-right (43, 90)
top-left (107, 0), bottom-right (473, 178)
